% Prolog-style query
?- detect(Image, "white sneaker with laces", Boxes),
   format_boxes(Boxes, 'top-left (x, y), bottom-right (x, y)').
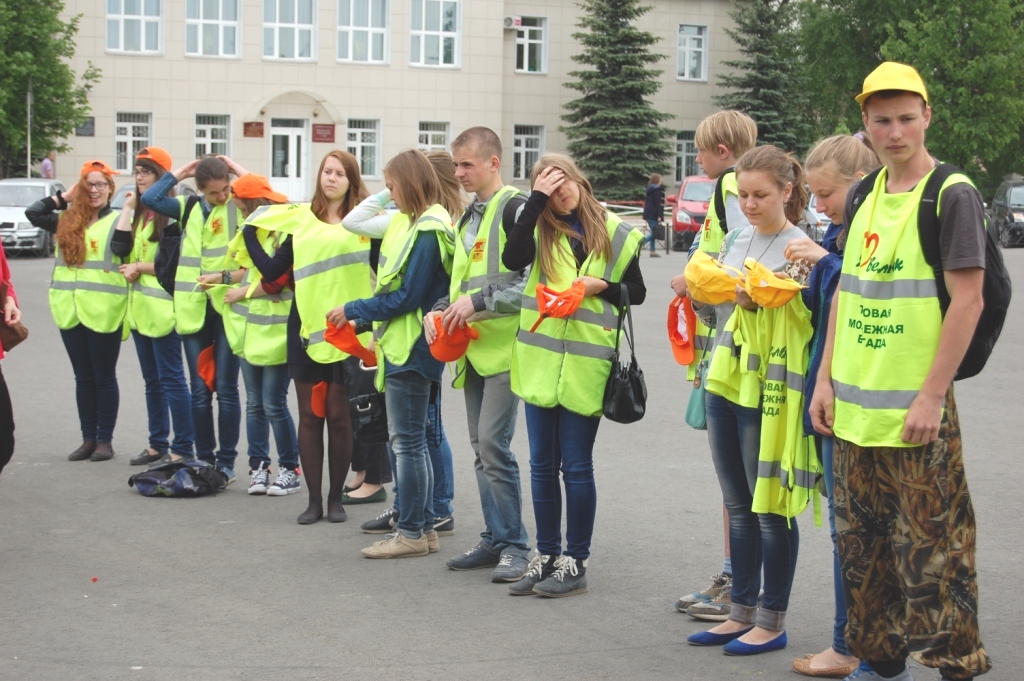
top-left (267, 468), bottom-right (301, 496)
top-left (248, 463), bottom-right (270, 495)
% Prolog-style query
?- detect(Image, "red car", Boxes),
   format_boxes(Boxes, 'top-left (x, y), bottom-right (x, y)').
top-left (669, 175), bottom-right (716, 251)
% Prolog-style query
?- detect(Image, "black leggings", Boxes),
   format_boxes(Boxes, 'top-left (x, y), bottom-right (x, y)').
top-left (0, 364), bottom-right (14, 474)
top-left (293, 379), bottom-right (352, 505)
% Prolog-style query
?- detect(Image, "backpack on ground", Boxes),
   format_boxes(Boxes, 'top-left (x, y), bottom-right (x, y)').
top-left (849, 163), bottom-right (1012, 380)
top-left (128, 459), bottom-right (227, 497)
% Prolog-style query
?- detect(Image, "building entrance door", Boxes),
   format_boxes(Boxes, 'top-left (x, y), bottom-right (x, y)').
top-left (269, 118), bottom-right (309, 201)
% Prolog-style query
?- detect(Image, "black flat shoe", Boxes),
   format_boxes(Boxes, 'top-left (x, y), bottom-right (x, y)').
top-left (130, 449), bottom-right (165, 466)
top-left (68, 441), bottom-right (96, 461)
top-left (90, 443), bottom-right (115, 462)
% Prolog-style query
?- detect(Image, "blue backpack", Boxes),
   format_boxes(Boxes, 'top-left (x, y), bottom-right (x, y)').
top-left (128, 460), bottom-right (227, 497)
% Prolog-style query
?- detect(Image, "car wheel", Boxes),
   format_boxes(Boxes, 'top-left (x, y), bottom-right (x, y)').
top-left (999, 223), bottom-right (1012, 248)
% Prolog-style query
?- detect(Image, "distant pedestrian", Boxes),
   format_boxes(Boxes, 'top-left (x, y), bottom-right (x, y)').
top-left (41, 151), bottom-right (55, 179)
top-left (641, 173), bottom-right (665, 257)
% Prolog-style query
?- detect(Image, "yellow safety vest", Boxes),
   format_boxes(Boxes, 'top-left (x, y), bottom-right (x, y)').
top-left (372, 204), bottom-right (456, 390)
top-left (511, 214), bottom-right (644, 417)
top-left (448, 185), bottom-right (524, 388)
top-left (831, 168), bottom-right (970, 448)
top-left (49, 212), bottom-right (129, 333)
top-left (705, 305), bottom-right (762, 409)
top-left (173, 197), bottom-right (241, 335)
top-left (128, 218), bottom-right (176, 338)
top-left (687, 170), bottom-right (738, 381)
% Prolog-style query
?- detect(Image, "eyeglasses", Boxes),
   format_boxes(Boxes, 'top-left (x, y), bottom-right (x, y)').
top-left (133, 168), bottom-right (155, 178)
top-left (85, 182), bottom-right (109, 192)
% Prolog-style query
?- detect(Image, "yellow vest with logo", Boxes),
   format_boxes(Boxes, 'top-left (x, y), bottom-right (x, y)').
top-left (49, 212), bottom-right (128, 333)
top-left (705, 305), bottom-right (762, 408)
top-left (448, 185), bottom-right (524, 387)
top-left (173, 197), bottom-right (241, 335)
top-left (127, 218), bottom-right (175, 338)
top-left (832, 168), bottom-right (969, 448)
top-left (511, 214), bottom-right (644, 417)
top-left (687, 170), bottom-right (738, 381)
top-left (372, 204), bottom-right (456, 390)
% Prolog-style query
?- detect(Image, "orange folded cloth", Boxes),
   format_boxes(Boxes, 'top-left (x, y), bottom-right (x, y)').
top-left (198, 345), bottom-right (216, 393)
top-left (311, 381), bottom-right (327, 418)
top-left (529, 281), bottom-right (587, 332)
top-left (324, 322), bottom-right (377, 367)
top-left (429, 315), bottom-right (480, 362)
top-left (667, 297), bottom-right (697, 366)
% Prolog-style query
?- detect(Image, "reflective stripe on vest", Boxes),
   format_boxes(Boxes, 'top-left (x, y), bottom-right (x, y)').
top-left (128, 219), bottom-right (176, 338)
top-left (831, 168), bottom-right (970, 447)
top-left (510, 214), bottom-right (643, 417)
top-left (173, 197), bottom-right (241, 335)
top-left (48, 212), bottom-right (128, 333)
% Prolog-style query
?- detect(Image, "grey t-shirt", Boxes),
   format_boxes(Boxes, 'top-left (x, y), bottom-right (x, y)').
top-left (842, 166), bottom-right (986, 271)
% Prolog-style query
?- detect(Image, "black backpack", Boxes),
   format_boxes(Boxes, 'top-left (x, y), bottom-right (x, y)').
top-left (712, 167), bottom-right (735, 235)
top-left (154, 196), bottom-right (201, 296)
top-left (849, 163), bottom-right (1011, 380)
top-left (128, 459), bottom-right (227, 497)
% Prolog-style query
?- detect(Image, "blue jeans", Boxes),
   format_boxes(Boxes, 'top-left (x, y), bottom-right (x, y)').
top-left (239, 359), bottom-right (298, 471)
top-left (821, 436), bottom-right (853, 655)
top-left (59, 325), bottom-right (121, 443)
top-left (706, 392), bottom-right (799, 630)
top-left (384, 370), bottom-right (436, 538)
top-left (390, 380), bottom-right (454, 520)
top-left (642, 219), bottom-right (660, 252)
top-left (524, 403), bottom-right (601, 561)
top-left (465, 365), bottom-right (528, 555)
top-left (181, 306), bottom-right (240, 469)
top-left (132, 330), bottom-right (194, 457)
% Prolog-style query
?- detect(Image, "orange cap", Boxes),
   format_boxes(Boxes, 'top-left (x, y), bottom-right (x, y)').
top-left (529, 281), bottom-right (587, 333)
top-left (136, 146), bottom-right (172, 171)
top-left (667, 297), bottom-right (697, 366)
top-left (197, 344), bottom-right (216, 393)
top-left (429, 315), bottom-right (480, 362)
top-left (80, 160), bottom-right (120, 179)
top-left (310, 381), bottom-right (328, 418)
top-left (232, 173), bottom-right (288, 203)
top-left (323, 322), bottom-right (377, 366)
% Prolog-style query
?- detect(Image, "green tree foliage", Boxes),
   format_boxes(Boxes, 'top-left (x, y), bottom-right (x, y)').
top-left (714, 0), bottom-right (811, 153)
top-left (561, 0), bottom-right (673, 201)
top-left (0, 0), bottom-right (99, 177)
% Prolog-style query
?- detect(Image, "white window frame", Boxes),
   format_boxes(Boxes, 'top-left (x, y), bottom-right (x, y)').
top-left (677, 24), bottom-right (708, 81)
top-left (186, 0), bottom-right (241, 58)
top-left (512, 125), bottom-right (545, 181)
top-left (347, 119), bottom-right (381, 178)
top-left (409, 0), bottom-right (460, 68)
top-left (195, 114), bottom-right (232, 158)
top-left (106, 0), bottom-right (163, 54)
top-left (264, 0), bottom-right (317, 61)
top-left (115, 112), bottom-right (154, 172)
top-left (675, 131), bottom-right (698, 183)
top-left (515, 17), bottom-right (547, 74)
top-left (417, 121), bottom-right (449, 152)
top-left (338, 0), bottom-right (389, 63)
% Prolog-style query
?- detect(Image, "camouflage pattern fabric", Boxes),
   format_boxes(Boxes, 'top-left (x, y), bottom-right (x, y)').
top-left (833, 386), bottom-right (991, 680)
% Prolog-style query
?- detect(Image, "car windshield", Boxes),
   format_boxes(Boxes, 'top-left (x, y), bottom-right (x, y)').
top-left (0, 185), bottom-right (46, 207)
top-left (1009, 186), bottom-right (1024, 205)
top-left (681, 182), bottom-right (714, 202)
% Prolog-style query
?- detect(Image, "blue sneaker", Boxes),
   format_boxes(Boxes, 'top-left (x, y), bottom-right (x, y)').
top-left (446, 542), bottom-right (500, 570)
top-left (268, 468), bottom-right (301, 496)
top-left (842, 666), bottom-right (913, 681)
top-left (216, 467), bottom-right (235, 490)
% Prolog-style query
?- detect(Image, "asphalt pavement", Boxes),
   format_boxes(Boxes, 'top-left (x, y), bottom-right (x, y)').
top-left (1, 248), bottom-right (1020, 681)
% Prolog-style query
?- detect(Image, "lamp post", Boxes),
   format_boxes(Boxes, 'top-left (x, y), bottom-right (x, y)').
top-left (26, 77), bottom-right (33, 179)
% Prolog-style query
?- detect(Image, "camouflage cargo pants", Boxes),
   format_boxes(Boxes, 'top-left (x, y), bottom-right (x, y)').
top-left (833, 388), bottom-right (991, 680)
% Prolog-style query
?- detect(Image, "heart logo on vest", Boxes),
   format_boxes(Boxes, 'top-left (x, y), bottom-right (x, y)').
top-left (858, 231), bottom-right (880, 268)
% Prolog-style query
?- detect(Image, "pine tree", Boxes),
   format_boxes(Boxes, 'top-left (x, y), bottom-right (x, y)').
top-left (714, 0), bottom-right (809, 153)
top-left (561, 0), bottom-right (673, 201)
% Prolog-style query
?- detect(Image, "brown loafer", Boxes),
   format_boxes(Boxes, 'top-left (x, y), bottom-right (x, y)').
top-left (791, 654), bottom-right (860, 679)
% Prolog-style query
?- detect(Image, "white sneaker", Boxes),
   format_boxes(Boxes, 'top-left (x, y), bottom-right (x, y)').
top-left (267, 468), bottom-right (301, 496)
top-left (248, 463), bottom-right (270, 495)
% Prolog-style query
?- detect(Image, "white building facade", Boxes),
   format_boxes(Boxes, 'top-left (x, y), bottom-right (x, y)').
top-left (58, 0), bottom-right (740, 199)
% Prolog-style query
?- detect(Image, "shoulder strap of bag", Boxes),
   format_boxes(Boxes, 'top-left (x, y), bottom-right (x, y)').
top-left (714, 167), bottom-right (735, 234)
top-left (612, 287), bottom-right (637, 361)
top-left (918, 163), bottom-right (960, 316)
top-left (847, 167), bottom-right (884, 228)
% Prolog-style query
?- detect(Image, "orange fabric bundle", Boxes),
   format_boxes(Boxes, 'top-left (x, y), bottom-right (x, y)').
top-left (429, 314), bottom-right (480, 362)
top-left (667, 296), bottom-right (697, 366)
top-left (529, 281), bottom-right (587, 333)
top-left (198, 345), bottom-right (216, 393)
top-left (311, 381), bottom-right (328, 418)
top-left (323, 322), bottom-right (377, 367)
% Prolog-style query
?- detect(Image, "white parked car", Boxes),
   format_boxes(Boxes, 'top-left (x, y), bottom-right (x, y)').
top-left (0, 178), bottom-right (66, 257)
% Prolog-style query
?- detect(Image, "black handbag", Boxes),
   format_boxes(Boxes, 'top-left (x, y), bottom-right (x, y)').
top-left (343, 357), bottom-right (390, 445)
top-left (602, 288), bottom-right (647, 423)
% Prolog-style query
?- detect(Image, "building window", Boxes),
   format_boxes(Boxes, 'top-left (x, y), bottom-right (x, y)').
top-left (512, 125), bottom-right (544, 181)
top-left (115, 113), bottom-right (153, 171)
top-left (196, 115), bottom-right (231, 157)
top-left (515, 17), bottom-right (546, 73)
top-left (186, 0), bottom-right (239, 57)
top-left (417, 122), bottom-right (449, 152)
top-left (338, 0), bottom-right (388, 62)
top-left (107, 0), bottom-right (162, 53)
top-left (347, 119), bottom-right (380, 177)
top-left (675, 131), bottom-right (698, 182)
top-left (264, 0), bottom-right (316, 60)
top-left (410, 0), bottom-right (459, 67)
top-left (677, 25), bottom-right (707, 81)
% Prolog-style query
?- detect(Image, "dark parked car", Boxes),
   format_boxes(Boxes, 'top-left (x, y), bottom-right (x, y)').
top-left (991, 178), bottom-right (1024, 247)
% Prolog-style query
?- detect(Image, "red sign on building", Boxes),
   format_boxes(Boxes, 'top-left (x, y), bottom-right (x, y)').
top-left (243, 122), bottom-right (264, 138)
top-left (312, 124), bottom-right (336, 143)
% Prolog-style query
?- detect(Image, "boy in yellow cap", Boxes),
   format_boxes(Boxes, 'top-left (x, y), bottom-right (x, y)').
top-left (810, 62), bottom-right (991, 681)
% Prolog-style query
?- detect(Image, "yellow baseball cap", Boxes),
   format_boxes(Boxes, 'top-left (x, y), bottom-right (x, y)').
top-left (743, 258), bottom-right (804, 309)
top-left (856, 62), bottom-right (929, 108)
top-left (684, 250), bottom-right (743, 306)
